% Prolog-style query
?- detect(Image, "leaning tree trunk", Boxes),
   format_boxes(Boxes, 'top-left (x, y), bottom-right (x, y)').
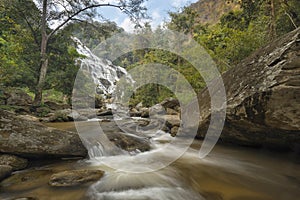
top-left (33, 0), bottom-right (48, 106)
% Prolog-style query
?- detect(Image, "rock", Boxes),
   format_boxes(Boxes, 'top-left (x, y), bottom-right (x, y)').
top-left (161, 97), bottom-right (179, 109)
top-left (136, 102), bottom-right (143, 110)
top-left (18, 115), bottom-right (40, 122)
top-left (0, 109), bottom-right (87, 158)
top-left (0, 165), bottom-right (12, 181)
top-left (49, 109), bottom-right (89, 122)
top-left (49, 109), bottom-right (73, 122)
top-left (49, 169), bottom-right (104, 187)
top-left (140, 108), bottom-right (150, 118)
top-left (14, 107), bottom-right (31, 115)
top-left (95, 95), bottom-right (104, 109)
top-left (166, 108), bottom-right (179, 115)
top-left (97, 109), bottom-right (113, 116)
top-left (35, 106), bottom-right (51, 117)
top-left (0, 89), bottom-right (6, 105)
top-left (149, 104), bottom-right (166, 115)
top-left (195, 28), bottom-right (300, 151)
top-left (129, 108), bottom-right (142, 117)
top-left (164, 115), bottom-right (181, 129)
top-left (0, 169), bottom-right (52, 191)
top-left (0, 154), bottom-right (28, 171)
top-left (106, 132), bottom-right (151, 153)
top-left (170, 126), bottom-right (179, 137)
top-left (6, 89), bottom-right (32, 106)
top-left (44, 101), bottom-right (70, 111)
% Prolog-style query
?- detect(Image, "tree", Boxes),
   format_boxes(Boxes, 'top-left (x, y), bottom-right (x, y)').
top-left (0, 0), bottom-right (40, 88)
top-left (168, 7), bottom-right (200, 36)
top-left (20, 0), bottom-right (147, 106)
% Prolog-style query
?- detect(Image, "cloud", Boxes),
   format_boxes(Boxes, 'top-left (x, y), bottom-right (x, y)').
top-left (171, 0), bottom-right (187, 8)
top-left (150, 10), bottom-right (163, 29)
top-left (120, 17), bottom-right (136, 33)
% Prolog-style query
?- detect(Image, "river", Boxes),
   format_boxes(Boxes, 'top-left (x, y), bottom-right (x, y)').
top-left (0, 121), bottom-right (299, 200)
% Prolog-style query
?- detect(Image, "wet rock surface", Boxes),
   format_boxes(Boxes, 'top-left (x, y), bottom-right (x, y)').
top-left (195, 28), bottom-right (300, 151)
top-left (0, 154), bottom-right (28, 171)
top-left (49, 169), bottom-right (104, 187)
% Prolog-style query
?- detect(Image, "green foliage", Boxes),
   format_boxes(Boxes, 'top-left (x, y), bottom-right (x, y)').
top-left (129, 84), bottom-right (174, 107)
top-left (65, 21), bottom-right (124, 49)
top-left (168, 7), bottom-right (200, 35)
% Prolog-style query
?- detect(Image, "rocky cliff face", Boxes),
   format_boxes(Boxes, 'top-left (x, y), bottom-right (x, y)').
top-left (189, 0), bottom-right (239, 24)
top-left (197, 28), bottom-right (300, 151)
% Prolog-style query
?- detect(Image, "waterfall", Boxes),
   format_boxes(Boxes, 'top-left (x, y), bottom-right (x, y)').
top-left (73, 37), bottom-right (129, 96)
top-left (72, 37), bottom-right (130, 157)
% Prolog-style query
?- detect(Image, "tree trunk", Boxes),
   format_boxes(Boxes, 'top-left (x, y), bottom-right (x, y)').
top-left (33, 38), bottom-right (48, 105)
top-left (33, 0), bottom-right (48, 106)
top-left (269, 0), bottom-right (277, 40)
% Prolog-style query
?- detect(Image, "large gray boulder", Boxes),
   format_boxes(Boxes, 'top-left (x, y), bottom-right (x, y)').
top-left (0, 109), bottom-right (87, 158)
top-left (196, 28), bottom-right (300, 151)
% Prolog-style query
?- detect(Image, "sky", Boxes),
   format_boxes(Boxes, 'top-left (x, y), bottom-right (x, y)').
top-left (33, 0), bottom-right (199, 33)
top-left (94, 0), bottom-right (199, 32)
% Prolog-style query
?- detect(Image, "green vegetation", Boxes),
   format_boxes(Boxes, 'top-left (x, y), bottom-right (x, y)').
top-left (123, 0), bottom-right (299, 106)
top-left (0, 0), bottom-right (299, 108)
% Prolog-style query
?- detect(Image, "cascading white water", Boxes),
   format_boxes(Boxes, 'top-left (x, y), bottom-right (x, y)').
top-left (72, 38), bottom-right (132, 157)
top-left (73, 37), bottom-right (129, 96)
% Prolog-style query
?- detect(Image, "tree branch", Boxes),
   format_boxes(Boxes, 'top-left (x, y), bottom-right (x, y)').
top-left (48, 3), bottom-right (133, 39)
top-left (285, 11), bottom-right (298, 29)
top-left (20, 13), bottom-right (40, 47)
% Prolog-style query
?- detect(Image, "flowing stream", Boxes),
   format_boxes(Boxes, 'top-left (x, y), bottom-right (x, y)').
top-left (1, 121), bottom-right (299, 200)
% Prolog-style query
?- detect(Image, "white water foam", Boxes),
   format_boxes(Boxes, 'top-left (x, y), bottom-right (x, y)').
top-left (73, 37), bottom-right (130, 96)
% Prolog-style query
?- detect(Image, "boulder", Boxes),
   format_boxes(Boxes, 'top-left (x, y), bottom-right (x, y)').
top-left (44, 101), bottom-right (70, 111)
top-left (0, 154), bottom-right (28, 171)
top-left (161, 98), bottom-right (179, 109)
top-left (6, 89), bottom-right (32, 106)
top-left (164, 115), bottom-right (181, 129)
top-left (0, 109), bottom-right (87, 158)
top-left (0, 165), bottom-right (12, 181)
top-left (140, 108), bottom-right (150, 118)
top-left (49, 169), bottom-right (104, 187)
top-left (170, 126), bottom-right (179, 137)
top-left (94, 120), bottom-right (151, 153)
top-left (106, 131), bottom-right (151, 153)
top-left (195, 28), bottom-right (300, 151)
top-left (166, 108), bottom-right (179, 115)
